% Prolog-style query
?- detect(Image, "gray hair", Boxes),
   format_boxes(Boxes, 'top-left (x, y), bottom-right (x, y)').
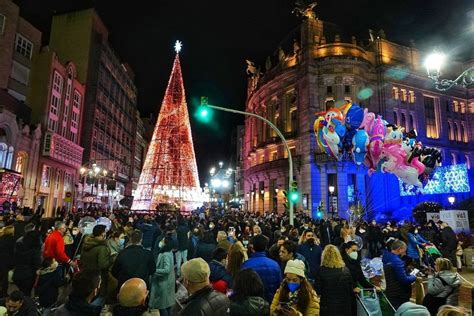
top-left (54, 221), bottom-right (65, 230)
top-left (391, 240), bottom-right (407, 251)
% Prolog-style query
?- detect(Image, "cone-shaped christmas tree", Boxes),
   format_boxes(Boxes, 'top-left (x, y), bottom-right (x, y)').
top-left (132, 41), bottom-right (202, 211)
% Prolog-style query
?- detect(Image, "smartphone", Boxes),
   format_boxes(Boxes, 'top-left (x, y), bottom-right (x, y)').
top-left (279, 302), bottom-right (291, 309)
top-left (410, 268), bottom-right (419, 276)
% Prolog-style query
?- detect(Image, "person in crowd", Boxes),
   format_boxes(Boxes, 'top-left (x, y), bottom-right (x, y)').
top-left (176, 217), bottom-right (190, 277)
top-left (394, 302), bottom-right (430, 316)
top-left (422, 258), bottom-right (460, 315)
top-left (241, 234), bottom-right (282, 303)
top-left (178, 258), bottom-right (230, 316)
top-left (216, 231), bottom-right (231, 251)
top-left (194, 230), bottom-right (217, 263)
top-left (227, 241), bottom-right (247, 279)
top-left (407, 226), bottom-right (429, 266)
top-left (35, 257), bottom-right (64, 309)
top-left (270, 259), bottom-right (320, 316)
top-left (43, 221), bottom-right (78, 269)
top-left (382, 240), bottom-right (416, 309)
top-left (12, 223), bottom-right (42, 296)
top-left (229, 268), bottom-right (269, 316)
top-left (80, 224), bottom-right (114, 300)
top-left (53, 269), bottom-right (102, 316)
top-left (209, 247), bottom-right (233, 293)
top-left (13, 214), bottom-right (27, 242)
top-left (420, 220), bottom-right (439, 246)
top-left (150, 236), bottom-right (175, 316)
top-left (368, 220), bottom-right (383, 258)
top-left (269, 236), bottom-right (286, 262)
top-left (355, 223), bottom-right (369, 258)
top-left (278, 240), bottom-right (309, 277)
top-left (315, 245), bottom-right (353, 316)
top-left (341, 241), bottom-right (375, 316)
top-left (188, 226), bottom-right (203, 260)
top-left (436, 305), bottom-right (469, 316)
top-left (0, 219), bottom-right (15, 297)
top-left (0, 290), bottom-right (37, 316)
top-left (107, 229), bottom-right (126, 256)
top-left (297, 229), bottom-right (322, 281)
top-left (136, 215), bottom-right (159, 250)
top-left (439, 222), bottom-right (457, 266)
top-left (110, 278), bottom-right (159, 316)
top-left (111, 229), bottom-right (156, 290)
top-left (456, 241), bottom-right (463, 272)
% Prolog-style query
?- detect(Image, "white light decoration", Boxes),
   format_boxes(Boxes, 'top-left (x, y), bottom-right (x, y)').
top-left (448, 196), bottom-right (455, 205)
top-left (222, 180), bottom-right (229, 188)
top-left (174, 40), bottom-right (182, 54)
top-left (424, 52), bottom-right (445, 74)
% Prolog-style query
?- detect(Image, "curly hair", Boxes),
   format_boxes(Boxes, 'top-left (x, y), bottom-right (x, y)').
top-left (321, 244), bottom-right (345, 269)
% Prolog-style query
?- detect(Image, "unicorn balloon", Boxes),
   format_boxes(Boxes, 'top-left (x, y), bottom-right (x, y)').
top-left (352, 129), bottom-right (369, 165)
top-left (367, 115), bottom-right (385, 169)
top-left (359, 108), bottom-right (376, 134)
top-left (380, 143), bottom-right (423, 187)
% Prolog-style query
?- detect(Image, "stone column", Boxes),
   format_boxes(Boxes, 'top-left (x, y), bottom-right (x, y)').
top-left (337, 164), bottom-right (348, 217)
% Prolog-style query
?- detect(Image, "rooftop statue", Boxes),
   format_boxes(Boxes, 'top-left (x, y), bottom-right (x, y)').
top-left (292, 0), bottom-right (317, 19)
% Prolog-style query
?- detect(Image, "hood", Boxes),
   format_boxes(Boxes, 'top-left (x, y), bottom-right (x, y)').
top-left (438, 271), bottom-right (461, 287)
top-left (0, 225), bottom-right (14, 237)
top-left (209, 260), bottom-right (227, 281)
top-left (82, 235), bottom-right (107, 251)
top-left (395, 302), bottom-right (429, 316)
top-left (234, 296), bottom-right (267, 313)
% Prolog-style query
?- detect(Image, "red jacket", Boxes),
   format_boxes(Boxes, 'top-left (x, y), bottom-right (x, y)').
top-left (43, 230), bottom-right (70, 263)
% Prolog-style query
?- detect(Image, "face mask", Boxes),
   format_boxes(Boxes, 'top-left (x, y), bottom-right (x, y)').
top-left (159, 240), bottom-right (165, 248)
top-left (287, 282), bottom-right (300, 293)
top-left (349, 251), bottom-right (358, 260)
top-left (209, 224), bottom-right (215, 229)
top-left (359, 229), bottom-right (366, 233)
top-left (243, 240), bottom-right (249, 246)
top-left (119, 239), bottom-right (125, 247)
top-left (414, 230), bottom-right (418, 234)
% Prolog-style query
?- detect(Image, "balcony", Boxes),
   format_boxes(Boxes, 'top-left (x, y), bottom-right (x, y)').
top-left (43, 132), bottom-right (84, 169)
top-left (314, 152), bottom-right (352, 164)
top-left (245, 155), bottom-right (301, 176)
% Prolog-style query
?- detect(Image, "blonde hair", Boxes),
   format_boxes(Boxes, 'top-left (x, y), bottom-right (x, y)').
top-left (435, 258), bottom-right (453, 272)
top-left (321, 244), bottom-right (345, 269)
top-left (226, 242), bottom-right (248, 278)
top-left (436, 305), bottom-right (468, 316)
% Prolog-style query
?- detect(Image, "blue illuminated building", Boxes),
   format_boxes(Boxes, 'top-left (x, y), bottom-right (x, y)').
top-left (241, 10), bottom-right (473, 220)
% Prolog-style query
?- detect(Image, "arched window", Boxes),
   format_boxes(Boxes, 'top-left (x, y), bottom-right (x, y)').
top-left (6, 146), bottom-right (14, 169)
top-left (15, 152), bottom-right (27, 174)
top-left (461, 124), bottom-right (468, 143)
top-left (410, 114), bottom-right (416, 131)
top-left (0, 143), bottom-right (7, 168)
top-left (447, 122), bottom-right (453, 140)
top-left (401, 112), bottom-right (407, 130)
top-left (451, 153), bottom-right (457, 165)
top-left (393, 111), bottom-right (399, 125)
top-left (454, 123), bottom-right (459, 142)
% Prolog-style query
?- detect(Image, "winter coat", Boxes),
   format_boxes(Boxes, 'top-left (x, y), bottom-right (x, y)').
top-left (382, 251), bottom-right (416, 302)
top-left (440, 227), bottom-right (457, 252)
top-left (280, 253), bottom-right (311, 280)
top-left (44, 230), bottom-right (71, 263)
top-left (107, 238), bottom-right (122, 256)
top-left (420, 227), bottom-right (438, 245)
top-left (111, 244), bottom-right (156, 289)
top-left (108, 305), bottom-right (160, 316)
top-left (342, 252), bottom-right (374, 289)
top-left (209, 259), bottom-right (233, 292)
top-left (217, 239), bottom-right (231, 251)
top-left (0, 225), bottom-right (15, 270)
top-left (149, 251), bottom-right (175, 309)
top-left (0, 296), bottom-right (37, 316)
top-left (176, 224), bottom-right (190, 251)
top-left (270, 287), bottom-right (320, 316)
top-left (35, 266), bottom-right (64, 308)
top-left (241, 252), bottom-right (282, 303)
top-left (407, 233), bottom-right (428, 260)
top-left (427, 270), bottom-right (460, 305)
top-left (136, 220), bottom-right (158, 249)
top-left (80, 235), bottom-right (114, 296)
top-left (53, 295), bottom-right (102, 316)
top-left (178, 285), bottom-right (229, 316)
top-left (315, 266), bottom-right (353, 316)
top-left (13, 231), bottom-right (42, 284)
top-left (230, 296), bottom-right (269, 316)
top-left (297, 242), bottom-right (322, 279)
top-left (194, 240), bottom-right (216, 263)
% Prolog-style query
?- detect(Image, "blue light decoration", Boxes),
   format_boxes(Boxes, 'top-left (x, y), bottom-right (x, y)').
top-left (399, 163), bottom-right (470, 195)
top-left (347, 184), bottom-right (355, 202)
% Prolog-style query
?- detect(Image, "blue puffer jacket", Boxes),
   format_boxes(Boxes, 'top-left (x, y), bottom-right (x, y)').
top-left (209, 259), bottom-right (233, 288)
top-left (136, 220), bottom-right (158, 249)
top-left (407, 233), bottom-right (428, 259)
top-left (382, 251), bottom-right (416, 301)
top-left (241, 252), bottom-right (282, 303)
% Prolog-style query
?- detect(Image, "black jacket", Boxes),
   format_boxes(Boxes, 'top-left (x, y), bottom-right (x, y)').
top-left (176, 224), bottom-right (190, 251)
top-left (0, 225), bottom-right (15, 270)
top-left (13, 231), bottom-right (42, 282)
top-left (35, 267), bottom-right (64, 308)
top-left (0, 296), bottom-right (37, 316)
top-left (111, 244), bottom-right (155, 288)
top-left (194, 241), bottom-right (216, 263)
top-left (230, 296), bottom-right (269, 316)
top-left (342, 252), bottom-right (373, 289)
top-left (178, 286), bottom-right (230, 316)
top-left (53, 295), bottom-right (102, 316)
top-left (315, 266), bottom-right (353, 316)
top-left (113, 304), bottom-right (149, 316)
top-left (440, 227), bottom-right (457, 252)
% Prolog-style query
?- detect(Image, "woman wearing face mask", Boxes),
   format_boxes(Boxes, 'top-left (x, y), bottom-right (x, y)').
top-left (341, 242), bottom-right (375, 316)
top-left (315, 245), bottom-right (353, 316)
top-left (407, 226), bottom-right (429, 266)
top-left (149, 236), bottom-right (175, 316)
top-left (107, 230), bottom-right (126, 257)
top-left (270, 259), bottom-right (319, 316)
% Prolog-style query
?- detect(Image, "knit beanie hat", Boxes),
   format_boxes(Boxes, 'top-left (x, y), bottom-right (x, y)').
top-left (395, 302), bottom-right (430, 316)
top-left (284, 259), bottom-right (305, 278)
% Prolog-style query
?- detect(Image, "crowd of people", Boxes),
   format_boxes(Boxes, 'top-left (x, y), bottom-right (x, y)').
top-left (0, 206), bottom-right (470, 316)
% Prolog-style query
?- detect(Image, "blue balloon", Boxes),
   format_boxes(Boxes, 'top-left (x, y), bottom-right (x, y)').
top-left (345, 103), bottom-right (364, 130)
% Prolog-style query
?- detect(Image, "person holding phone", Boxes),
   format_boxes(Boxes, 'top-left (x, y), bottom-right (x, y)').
top-left (270, 259), bottom-right (320, 316)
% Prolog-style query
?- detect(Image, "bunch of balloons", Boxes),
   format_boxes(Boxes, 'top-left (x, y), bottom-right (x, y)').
top-left (313, 102), bottom-right (442, 188)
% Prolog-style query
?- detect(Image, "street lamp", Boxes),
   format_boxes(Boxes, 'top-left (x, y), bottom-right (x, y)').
top-left (197, 96), bottom-right (297, 225)
top-left (328, 186), bottom-right (335, 217)
top-left (448, 196), bottom-right (455, 206)
top-left (425, 51), bottom-right (474, 91)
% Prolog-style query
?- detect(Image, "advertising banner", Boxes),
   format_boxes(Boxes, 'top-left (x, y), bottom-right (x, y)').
top-left (440, 210), bottom-right (470, 233)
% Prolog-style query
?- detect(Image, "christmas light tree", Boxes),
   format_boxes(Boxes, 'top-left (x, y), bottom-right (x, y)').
top-left (131, 41), bottom-right (203, 211)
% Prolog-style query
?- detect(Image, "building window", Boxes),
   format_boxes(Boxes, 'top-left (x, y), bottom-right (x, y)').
top-left (401, 112), bottom-right (407, 130)
top-left (344, 85), bottom-right (351, 93)
top-left (0, 14), bottom-right (5, 35)
top-left (10, 61), bottom-right (30, 85)
top-left (451, 153), bottom-right (457, 165)
top-left (325, 99), bottom-right (334, 111)
top-left (290, 109), bottom-right (298, 132)
top-left (469, 103), bottom-right (474, 114)
top-left (453, 123), bottom-right (459, 142)
top-left (259, 154), bottom-right (265, 164)
top-left (453, 101), bottom-right (459, 112)
top-left (447, 122), bottom-right (453, 140)
top-left (41, 165), bottom-right (51, 187)
top-left (15, 152), bottom-right (27, 174)
top-left (408, 91), bottom-right (415, 103)
top-left (271, 151), bottom-right (278, 161)
top-left (0, 143), bottom-right (7, 168)
top-left (393, 111), bottom-right (399, 126)
top-left (73, 90), bottom-right (81, 110)
top-left (409, 114), bottom-right (416, 131)
top-left (400, 89), bottom-right (407, 102)
top-left (391, 87), bottom-right (399, 100)
top-left (326, 86), bottom-right (333, 94)
top-left (461, 123), bottom-right (468, 143)
top-left (460, 102), bottom-right (466, 114)
top-left (15, 33), bottom-right (33, 59)
top-left (423, 96), bottom-right (439, 139)
top-left (446, 100), bottom-right (451, 113)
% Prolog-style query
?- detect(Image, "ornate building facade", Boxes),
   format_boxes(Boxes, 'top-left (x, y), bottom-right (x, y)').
top-left (242, 13), bottom-right (473, 218)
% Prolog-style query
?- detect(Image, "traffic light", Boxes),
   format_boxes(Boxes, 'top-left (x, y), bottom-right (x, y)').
top-left (195, 96), bottom-right (213, 123)
top-left (289, 181), bottom-right (299, 202)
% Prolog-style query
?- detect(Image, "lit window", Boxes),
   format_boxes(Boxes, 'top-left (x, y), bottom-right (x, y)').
top-left (408, 91), bottom-right (415, 103)
top-left (453, 123), bottom-right (459, 141)
top-left (15, 33), bottom-right (33, 59)
top-left (453, 101), bottom-right (459, 112)
top-left (460, 102), bottom-right (466, 114)
top-left (259, 154), bottom-right (265, 164)
top-left (49, 71), bottom-right (63, 132)
top-left (461, 124), bottom-right (468, 143)
top-left (41, 165), bottom-right (51, 187)
top-left (392, 87), bottom-right (399, 100)
top-left (0, 143), bottom-right (7, 168)
top-left (423, 96), bottom-right (439, 139)
top-left (400, 89), bottom-right (407, 102)
top-left (271, 151), bottom-right (278, 161)
top-left (15, 152), bottom-right (27, 173)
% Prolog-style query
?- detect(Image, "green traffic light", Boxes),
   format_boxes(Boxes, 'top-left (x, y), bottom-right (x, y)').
top-left (200, 107), bottom-right (208, 117)
top-left (195, 105), bottom-right (213, 123)
top-left (289, 191), bottom-right (299, 202)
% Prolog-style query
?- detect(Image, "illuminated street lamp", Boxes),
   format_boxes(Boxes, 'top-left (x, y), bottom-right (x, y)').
top-left (328, 186), bottom-right (336, 218)
top-left (425, 51), bottom-right (474, 91)
top-left (448, 196), bottom-right (455, 206)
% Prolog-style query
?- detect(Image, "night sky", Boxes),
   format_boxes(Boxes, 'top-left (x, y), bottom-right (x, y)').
top-left (16, 0), bottom-right (473, 185)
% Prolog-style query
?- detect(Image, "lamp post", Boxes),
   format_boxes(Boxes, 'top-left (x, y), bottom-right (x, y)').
top-left (328, 185), bottom-right (335, 218)
top-left (209, 161), bottom-right (234, 209)
top-left (425, 51), bottom-right (474, 91)
top-left (197, 97), bottom-right (296, 225)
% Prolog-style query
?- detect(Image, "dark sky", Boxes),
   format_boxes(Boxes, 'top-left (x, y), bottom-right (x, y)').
top-left (16, 0), bottom-right (473, 185)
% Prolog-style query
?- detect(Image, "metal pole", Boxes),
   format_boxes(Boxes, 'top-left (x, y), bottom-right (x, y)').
top-left (207, 104), bottom-right (295, 225)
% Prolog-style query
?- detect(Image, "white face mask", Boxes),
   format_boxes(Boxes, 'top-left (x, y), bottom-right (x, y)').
top-left (159, 240), bottom-right (165, 248)
top-left (414, 230), bottom-right (418, 234)
top-left (359, 229), bottom-right (366, 233)
top-left (349, 251), bottom-right (358, 260)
